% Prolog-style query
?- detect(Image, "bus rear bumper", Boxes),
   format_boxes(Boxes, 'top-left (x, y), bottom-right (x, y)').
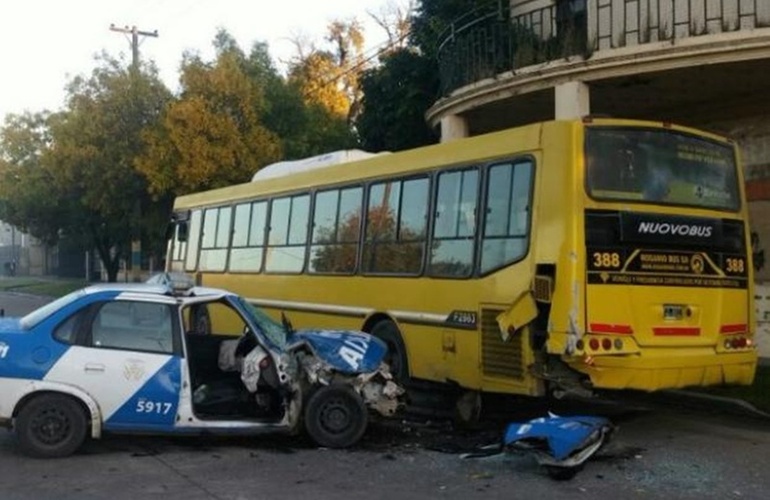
top-left (567, 350), bottom-right (758, 392)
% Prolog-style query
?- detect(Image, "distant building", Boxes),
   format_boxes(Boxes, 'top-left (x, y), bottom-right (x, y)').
top-left (0, 221), bottom-right (25, 276)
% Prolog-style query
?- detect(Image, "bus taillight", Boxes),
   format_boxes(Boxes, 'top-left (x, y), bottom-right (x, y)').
top-left (724, 337), bottom-right (753, 350)
top-left (582, 336), bottom-right (626, 352)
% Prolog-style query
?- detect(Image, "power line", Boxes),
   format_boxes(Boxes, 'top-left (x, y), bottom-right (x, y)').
top-left (319, 30), bottom-right (411, 88)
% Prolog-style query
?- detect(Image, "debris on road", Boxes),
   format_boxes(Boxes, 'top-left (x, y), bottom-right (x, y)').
top-left (461, 413), bottom-right (614, 480)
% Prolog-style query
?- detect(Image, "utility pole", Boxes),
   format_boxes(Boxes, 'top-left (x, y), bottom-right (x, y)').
top-left (109, 24), bottom-right (158, 69)
top-left (109, 24), bottom-right (158, 281)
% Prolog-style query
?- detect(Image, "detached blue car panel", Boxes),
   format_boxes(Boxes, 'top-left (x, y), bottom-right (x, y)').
top-left (503, 414), bottom-right (614, 474)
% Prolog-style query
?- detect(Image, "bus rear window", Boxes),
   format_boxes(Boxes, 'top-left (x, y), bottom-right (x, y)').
top-left (585, 127), bottom-right (740, 211)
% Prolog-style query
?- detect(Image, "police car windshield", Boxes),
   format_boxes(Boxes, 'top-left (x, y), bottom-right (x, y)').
top-left (235, 297), bottom-right (287, 348)
top-left (20, 289), bottom-right (86, 329)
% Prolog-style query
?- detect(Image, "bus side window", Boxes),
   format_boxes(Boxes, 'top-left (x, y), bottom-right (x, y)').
top-left (480, 160), bottom-right (533, 274)
top-left (363, 177), bottom-right (429, 275)
top-left (266, 194), bottom-right (309, 273)
top-left (429, 168), bottom-right (478, 277)
top-left (184, 209), bottom-right (203, 272)
top-left (309, 186), bottom-right (362, 274)
top-left (230, 201), bottom-right (267, 273)
top-left (199, 206), bottom-right (231, 272)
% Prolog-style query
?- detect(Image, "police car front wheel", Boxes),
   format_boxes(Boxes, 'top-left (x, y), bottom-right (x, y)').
top-left (304, 384), bottom-right (367, 449)
top-left (15, 394), bottom-right (88, 458)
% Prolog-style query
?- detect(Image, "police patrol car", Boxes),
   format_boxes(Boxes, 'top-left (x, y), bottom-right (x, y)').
top-left (0, 274), bottom-right (402, 458)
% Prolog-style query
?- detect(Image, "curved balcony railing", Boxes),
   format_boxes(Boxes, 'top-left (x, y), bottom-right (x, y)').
top-left (437, 0), bottom-right (770, 97)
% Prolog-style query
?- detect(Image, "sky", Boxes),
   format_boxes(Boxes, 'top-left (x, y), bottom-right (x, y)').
top-left (0, 0), bottom-right (402, 121)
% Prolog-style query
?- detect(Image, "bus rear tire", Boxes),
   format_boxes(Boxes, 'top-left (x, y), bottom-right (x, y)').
top-left (371, 321), bottom-right (409, 384)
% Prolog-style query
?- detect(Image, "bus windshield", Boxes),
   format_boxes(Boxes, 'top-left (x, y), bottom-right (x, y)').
top-left (585, 127), bottom-right (740, 211)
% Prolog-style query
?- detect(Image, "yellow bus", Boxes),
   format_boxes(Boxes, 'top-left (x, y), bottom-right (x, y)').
top-left (166, 117), bottom-right (757, 401)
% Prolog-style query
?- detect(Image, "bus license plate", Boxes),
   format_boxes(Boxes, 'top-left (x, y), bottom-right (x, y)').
top-left (663, 304), bottom-right (685, 320)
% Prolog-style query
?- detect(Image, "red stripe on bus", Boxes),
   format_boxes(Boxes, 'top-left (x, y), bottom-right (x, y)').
top-left (720, 324), bottom-right (747, 335)
top-left (653, 327), bottom-right (701, 336)
top-left (590, 323), bottom-right (633, 335)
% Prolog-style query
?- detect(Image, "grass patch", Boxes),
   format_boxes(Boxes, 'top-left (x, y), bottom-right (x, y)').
top-left (0, 277), bottom-right (88, 297)
top-left (698, 364), bottom-right (770, 413)
top-left (0, 278), bottom-right (42, 291)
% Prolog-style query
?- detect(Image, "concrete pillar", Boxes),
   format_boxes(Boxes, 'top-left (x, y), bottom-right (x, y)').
top-left (440, 114), bottom-right (469, 143)
top-left (555, 81), bottom-right (591, 120)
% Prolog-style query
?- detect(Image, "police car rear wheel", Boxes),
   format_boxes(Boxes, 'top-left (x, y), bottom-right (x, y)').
top-left (16, 394), bottom-right (88, 458)
top-left (304, 385), bottom-right (367, 449)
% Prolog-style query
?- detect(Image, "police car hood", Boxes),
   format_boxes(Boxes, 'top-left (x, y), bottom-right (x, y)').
top-left (286, 329), bottom-right (387, 374)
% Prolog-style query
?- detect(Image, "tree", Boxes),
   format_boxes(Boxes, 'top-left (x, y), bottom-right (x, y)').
top-left (137, 31), bottom-right (282, 196)
top-left (410, 0), bottom-right (488, 57)
top-left (48, 55), bottom-right (173, 281)
top-left (355, 0), bottom-right (488, 152)
top-left (288, 20), bottom-right (366, 124)
top-left (249, 38), bottom-right (356, 159)
top-left (0, 112), bottom-right (63, 247)
top-left (368, 0), bottom-right (415, 51)
top-left (0, 56), bottom-right (174, 281)
top-left (356, 48), bottom-right (439, 152)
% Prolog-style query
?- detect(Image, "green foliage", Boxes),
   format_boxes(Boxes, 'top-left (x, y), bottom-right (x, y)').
top-left (0, 55), bottom-right (172, 281)
top-left (410, 0), bottom-right (489, 56)
top-left (0, 277), bottom-right (88, 297)
top-left (287, 19), bottom-right (366, 125)
top-left (0, 24), bottom-right (431, 282)
top-left (253, 39), bottom-right (357, 159)
top-left (354, 1), bottom-right (502, 152)
top-left (137, 36), bottom-right (282, 196)
top-left (0, 112), bottom-right (63, 246)
top-left (51, 55), bottom-right (173, 281)
top-left (289, 51), bottom-right (351, 118)
top-left (356, 49), bottom-right (439, 152)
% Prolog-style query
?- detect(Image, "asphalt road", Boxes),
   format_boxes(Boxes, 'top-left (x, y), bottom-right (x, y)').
top-left (1, 291), bottom-right (769, 499)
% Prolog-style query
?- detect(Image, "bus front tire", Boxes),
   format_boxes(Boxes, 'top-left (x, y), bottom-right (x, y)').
top-left (371, 321), bottom-right (409, 383)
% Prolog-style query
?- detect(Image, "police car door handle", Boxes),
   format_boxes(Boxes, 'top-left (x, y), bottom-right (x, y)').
top-left (84, 363), bottom-right (106, 373)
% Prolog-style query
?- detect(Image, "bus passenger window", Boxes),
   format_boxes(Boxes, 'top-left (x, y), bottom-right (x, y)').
top-left (429, 168), bottom-right (478, 277)
top-left (199, 206), bottom-right (231, 272)
top-left (184, 210), bottom-right (202, 272)
top-left (480, 161), bottom-right (533, 274)
top-left (230, 201), bottom-right (267, 272)
top-left (309, 187), bottom-right (362, 274)
top-left (266, 195), bottom-right (309, 273)
top-left (363, 177), bottom-right (429, 274)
